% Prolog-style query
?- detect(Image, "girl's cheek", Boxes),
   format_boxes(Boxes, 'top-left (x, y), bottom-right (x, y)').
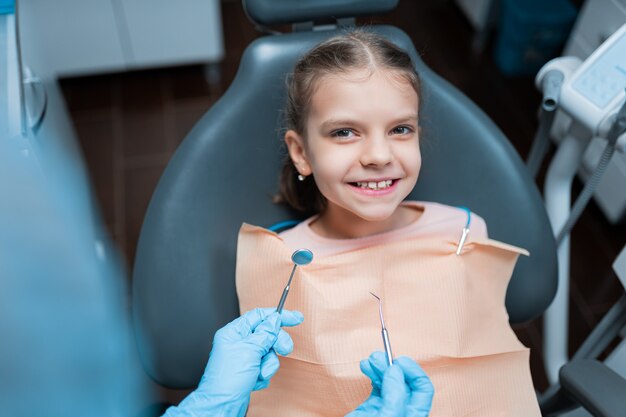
top-left (405, 140), bottom-right (420, 154)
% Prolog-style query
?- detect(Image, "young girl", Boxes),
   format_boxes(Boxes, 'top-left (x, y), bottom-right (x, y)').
top-left (236, 29), bottom-right (541, 416)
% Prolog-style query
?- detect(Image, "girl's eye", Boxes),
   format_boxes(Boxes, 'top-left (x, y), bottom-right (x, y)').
top-left (391, 126), bottom-right (413, 135)
top-left (331, 129), bottom-right (355, 138)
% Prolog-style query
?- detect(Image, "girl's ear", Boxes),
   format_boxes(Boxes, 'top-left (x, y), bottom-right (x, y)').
top-left (284, 130), bottom-right (312, 176)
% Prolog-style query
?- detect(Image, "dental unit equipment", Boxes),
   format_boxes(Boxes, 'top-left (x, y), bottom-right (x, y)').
top-left (370, 292), bottom-right (394, 367)
top-left (533, 22), bottom-right (626, 384)
top-left (276, 248), bottom-right (313, 313)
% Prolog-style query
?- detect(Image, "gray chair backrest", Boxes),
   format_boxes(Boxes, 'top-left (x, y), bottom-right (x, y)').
top-left (132, 26), bottom-right (557, 389)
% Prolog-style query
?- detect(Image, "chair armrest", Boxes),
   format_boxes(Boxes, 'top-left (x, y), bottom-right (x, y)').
top-left (560, 359), bottom-right (626, 417)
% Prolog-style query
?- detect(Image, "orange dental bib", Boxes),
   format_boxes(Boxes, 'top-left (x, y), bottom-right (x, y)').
top-left (236, 223), bottom-right (541, 416)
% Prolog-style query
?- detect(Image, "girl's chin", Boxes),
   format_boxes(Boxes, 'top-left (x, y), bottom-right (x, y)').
top-left (325, 199), bottom-right (405, 224)
top-left (354, 208), bottom-right (400, 223)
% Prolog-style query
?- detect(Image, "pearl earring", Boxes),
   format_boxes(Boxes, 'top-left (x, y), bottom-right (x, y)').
top-left (297, 174), bottom-right (306, 181)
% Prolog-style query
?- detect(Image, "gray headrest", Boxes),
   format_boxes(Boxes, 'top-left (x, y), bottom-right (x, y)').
top-left (243, 0), bottom-right (398, 25)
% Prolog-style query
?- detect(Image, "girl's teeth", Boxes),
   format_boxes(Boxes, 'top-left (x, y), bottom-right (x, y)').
top-left (356, 180), bottom-right (393, 190)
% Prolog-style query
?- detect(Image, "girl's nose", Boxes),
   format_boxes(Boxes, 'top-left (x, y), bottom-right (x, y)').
top-left (360, 135), bottom-right (393, 167)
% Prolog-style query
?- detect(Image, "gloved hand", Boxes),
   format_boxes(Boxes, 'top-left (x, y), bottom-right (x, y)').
top-left (162, 307), bottom-right (304, 417)
top-left (346, 352), bottom-right (434, 417)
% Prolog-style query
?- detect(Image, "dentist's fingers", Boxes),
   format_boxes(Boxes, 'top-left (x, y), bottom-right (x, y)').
top-left (395, 356), bottom-right (434, 417)
top-left (229, 308), bottom-right (303, 339)
top-left (253, 378), bottom-right (271, 391)
top-left (273, 329), bottom-right (295, 356)
top-left (359, 351), bottom-right (388, 391)
top-left (254, 351), bottom-right (280, 391)
top-left (246, 309), bottom-right (302, 355)
top-left (278, 309), bottom-right (304, 327)
top-left (244, 313), bottom-right (281, 354)
top-left (378, 365), bottom-right (410, 417)
top-left (226, 308), bottom-right (277, 339)
top-left (259, 351), bottom-right (280, 380)
top-left (369, 350), bottom-right (391, 377)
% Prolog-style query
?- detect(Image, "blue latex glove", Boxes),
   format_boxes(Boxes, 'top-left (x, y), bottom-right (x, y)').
top-left (162, 307), bottom-right (304, 417)
top-left (346, 352), bottom-right (434, 417)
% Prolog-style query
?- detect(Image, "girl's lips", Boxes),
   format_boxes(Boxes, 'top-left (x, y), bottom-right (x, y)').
top-left (347, 179), bottom-right (399, 196)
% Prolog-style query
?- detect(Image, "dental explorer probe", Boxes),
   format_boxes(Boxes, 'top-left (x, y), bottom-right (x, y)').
top-left (370, 292), bottom-right (394, 366)
top-left (276, 248), bottom-right (313, 313)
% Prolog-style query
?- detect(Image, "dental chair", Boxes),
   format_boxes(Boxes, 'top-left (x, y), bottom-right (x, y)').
top-left (131, 1), bottom-right (622, 415)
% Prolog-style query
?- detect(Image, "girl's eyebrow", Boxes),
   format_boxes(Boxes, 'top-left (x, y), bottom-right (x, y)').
top-left (319, 119), bottom-right (361, 131)
top-left (319, 114), bottom-right (418, 131)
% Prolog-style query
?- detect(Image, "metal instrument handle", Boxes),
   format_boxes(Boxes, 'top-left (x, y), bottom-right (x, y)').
top-left (382, 328), bottom-right (393, 366)
top-left (276, 287), bottom-right (289, 313)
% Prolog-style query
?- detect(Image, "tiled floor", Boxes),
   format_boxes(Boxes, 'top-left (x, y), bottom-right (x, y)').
top-left (60, 0), bottom-right (625, 396)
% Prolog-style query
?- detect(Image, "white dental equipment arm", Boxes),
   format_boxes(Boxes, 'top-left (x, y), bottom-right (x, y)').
top-left (526, 67), bottom-right (568, 178)
top-left (535, 23), bottom-right (626, 385)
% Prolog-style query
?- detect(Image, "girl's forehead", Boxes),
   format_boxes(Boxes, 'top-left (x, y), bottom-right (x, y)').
top-left (309, 68), bottom-right (419, 117)
top-left (315, 67), bottom-right (412, 89)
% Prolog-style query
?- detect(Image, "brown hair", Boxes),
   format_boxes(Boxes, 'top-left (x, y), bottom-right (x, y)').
top-left (275, 29), bottom-right (422, 216)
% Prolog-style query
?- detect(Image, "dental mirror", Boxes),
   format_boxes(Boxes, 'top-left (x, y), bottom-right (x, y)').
top-left (291, 248), bottom-right (313, 266)
top-left (277, 249), bottom-right (313, 313)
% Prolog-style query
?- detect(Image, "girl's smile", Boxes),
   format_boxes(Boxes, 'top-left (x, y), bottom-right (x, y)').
top-left (348, 178), bottom-right (399, 195)
top-left (285, 68), bottom-right (421, 238)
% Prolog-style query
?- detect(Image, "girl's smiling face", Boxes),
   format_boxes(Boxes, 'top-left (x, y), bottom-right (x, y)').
top-left (285, 68), bottom-right (421, 238)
